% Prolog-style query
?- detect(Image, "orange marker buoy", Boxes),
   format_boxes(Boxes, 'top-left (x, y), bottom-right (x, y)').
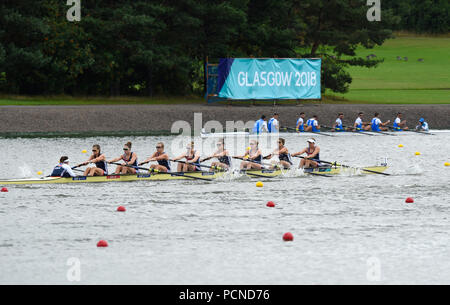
top-left (1, 187), bottom-right (8, 193)
top-left (283, 232), bottom-right (294, 242)
top-left (266, 201), bottom-right (275, 208)
top-left (97, 240), bottom-right (108, 247)
top-left (405, 197), bottom-right (414, 203)
top-left (117, 206), bottom-right (126, 212)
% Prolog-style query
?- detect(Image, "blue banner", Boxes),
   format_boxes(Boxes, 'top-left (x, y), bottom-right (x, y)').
top-left (217, 58), bottom-right (321, 100)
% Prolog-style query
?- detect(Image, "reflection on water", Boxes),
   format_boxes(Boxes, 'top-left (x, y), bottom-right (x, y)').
top-left (0, 132), bottom-right (450, 284)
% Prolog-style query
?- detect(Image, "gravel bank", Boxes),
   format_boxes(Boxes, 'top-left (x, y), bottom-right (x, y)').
top-left (0, 104), bottom-right (449, 136)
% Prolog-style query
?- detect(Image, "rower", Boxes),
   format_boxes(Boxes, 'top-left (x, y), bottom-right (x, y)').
top-left (264, 138), bottom-right (292, 169)
top-left (371, 113), bottom-right (390, 132)
top-left (393, 112), bottom-right (409, 131)
top-left (292, 138), bottom-right (321, 169)
top-left (416, 118), bottom-right (430, 132)
top-left (268, 113), bottom-right (280, 133)
top-left (81, 144), bottom-right (108, 176)
top-left (305, 115), bottom-right (321, 132)
top-left (173, 141), bottom-right (201, 172)
top-left (139, 142), bottom-right (171, 173)
top-left (353, 112), bottom-right (371, 131)
top-left (235, 140), bottom-right (263, 170)
top-left (50, 156), bottom-right (76, 178)
top-left (252, 115), bottom-right (268, 135)
top-left (107, 142), bottom-right (138, 174)
top-left (331, 113), bottom-right (350, 132)
top-left (203, 139), bottom-right (231, 171)
top-left (296, 112), bottom-right (306, 132)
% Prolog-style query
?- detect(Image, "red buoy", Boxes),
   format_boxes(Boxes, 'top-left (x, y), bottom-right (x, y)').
top-left (405, 197), bottom-right (414, 203)
top-left (266, 201), bottom-right (275, 208)
top-left (283, 232), bottom-right (294, 242)
top-left (1, 187), bottom-right (8, 193)
top-left (117, 206), bottom-right (126, 212)
top-left (97, 240), bottom-right (108, 248)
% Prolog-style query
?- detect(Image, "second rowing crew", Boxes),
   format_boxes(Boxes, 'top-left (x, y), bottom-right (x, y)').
top-left (50, 138), bottom-right (324, 178)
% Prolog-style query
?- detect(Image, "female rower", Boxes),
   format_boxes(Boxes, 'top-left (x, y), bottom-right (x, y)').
top-left (235, 140), bottom-right (263, 170)
top-left (139, 142), bottom-right (171, 172)
top-left (51, 156), bottom-right (76, 178)
top-left (173, 141), bottom-right (201, 172)
top-left (203, 139), bottom-right (231, 171)
top-left (107, 142), bottom-right (138, 174)
top-left (291, 138), bottom-right (321, 169)
top-left (264, 138), bottom-right (292, 169)
top-left (80, 144), bottom-right (108, 176)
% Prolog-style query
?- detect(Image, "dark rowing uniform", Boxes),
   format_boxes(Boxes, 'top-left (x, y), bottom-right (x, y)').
top-left (279, 152), bottom-right (293, 165)
top-left (218, 155), bottom-right (231, 167)
top-left (306, 148), bottom-right (321, 165)
top-left (94, 155), bottom-right (108, 175)
top-left (186, 150), bottom-right (201, 171)
top-left (156, 152), bottom-right (171, 171)
top-left (123, 152), bottom-right (138, 170)
top-left (249, 153), bottom-right (262, 164)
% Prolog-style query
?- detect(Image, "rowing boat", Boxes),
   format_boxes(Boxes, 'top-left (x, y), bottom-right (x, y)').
top-left (0, 165), bottom-right (388, 185)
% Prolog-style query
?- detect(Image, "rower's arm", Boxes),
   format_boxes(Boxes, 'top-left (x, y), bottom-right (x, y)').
top-left (189, 152), bottom-right (201, 163)
top-left (249, 150), bottom-right (262, 160)
top-left (382, 120), bottom-right (391, 126)
top-left (64, 165), bottom-right (76, 177)
top-left (107, 156), bottom-right (122, 163)
top-left (291, 148), bottom-right (306, 157)
top-left (278, 147), bottom-right (288, 155)
top-left (153, 153), bottom-right (168, 161)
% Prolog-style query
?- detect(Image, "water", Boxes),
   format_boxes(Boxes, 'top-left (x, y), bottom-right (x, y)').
top-left (1, 132), bottom-right (450, 284)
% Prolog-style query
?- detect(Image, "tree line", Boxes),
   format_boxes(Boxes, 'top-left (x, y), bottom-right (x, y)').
top-left (0, 0), bottom-right (446, 97)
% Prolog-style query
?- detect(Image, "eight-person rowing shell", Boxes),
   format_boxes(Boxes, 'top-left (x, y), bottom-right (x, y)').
top-left (264, 138), bottom-right (292, 169)
top-left (80, 144), bottom-right (108, 176)
top-left (139, 142), bottom-right (171, 172)
top-left (291, 138), bottom-right (321, 168)
top-left (107, 142), bottom-right (138, 174)
top-left (172, 141), bottom-right (201, 172)
top-left (235, 140), bottom-right (263, 170)
top-left (202, 139), bottom-right (231, 171)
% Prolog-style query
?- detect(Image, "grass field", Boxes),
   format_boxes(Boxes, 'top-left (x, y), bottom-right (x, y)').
top-left (327, 35), bottom-right (450, 104)
top-left (1, 35), bottom-right (449, 105)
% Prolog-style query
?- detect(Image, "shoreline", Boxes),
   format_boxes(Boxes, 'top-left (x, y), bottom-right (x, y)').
top-left (1, 104), bottom-right (449, 137)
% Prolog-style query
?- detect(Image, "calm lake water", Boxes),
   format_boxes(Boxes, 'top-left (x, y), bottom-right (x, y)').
top-left (1, 132), bottom-right (450, 284)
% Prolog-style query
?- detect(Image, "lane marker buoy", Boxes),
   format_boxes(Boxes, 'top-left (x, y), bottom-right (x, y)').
top-left (405, 197), bottom-right (414, 203)
top-left (97, 240), bottom-right (108, 247)
top-left (283, 232), bottom-right (294, 242)
top-left (1, 187), bottom-right (8, 193)
top-left (256, 181), bottom-right (263, 188)
top-left (266, 201), bottom-right (275, 208)
top-left (117, 206), bottom-right (126, 212)
top-left (415, 152), bottom-right (421, 156)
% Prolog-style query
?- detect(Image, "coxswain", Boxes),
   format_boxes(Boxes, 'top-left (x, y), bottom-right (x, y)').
top-left (416, 118), bottom-right (430, 132)
top-left (50, 156), bottom-right (76, 178)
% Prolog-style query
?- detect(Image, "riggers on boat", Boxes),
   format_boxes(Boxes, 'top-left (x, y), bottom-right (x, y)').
top-left (0, 165), bottom-right (388, 185)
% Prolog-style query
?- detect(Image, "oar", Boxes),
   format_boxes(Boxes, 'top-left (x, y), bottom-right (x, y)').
top-left (232, 157), bottom-right (273, 168)
top-left (281, 126), bottom-right (335, 137)
top-left (292, 156), bottom-right (390, 176)
top-left (170, 159), bottom-right (226, 172)
top-left (322, 125), bottom-right (376, 136)
top-left (109, 162), bottom-right (213, 181)
top-left (387, 126), bottom-right (434, 136)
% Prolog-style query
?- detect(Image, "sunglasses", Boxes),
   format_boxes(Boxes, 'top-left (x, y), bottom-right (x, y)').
top-left (123, 148), bottom-right (129, 151)
top-left (92, 150), bottom-right (98, 152)
top-left (156, 146), bottom-right (163, 149)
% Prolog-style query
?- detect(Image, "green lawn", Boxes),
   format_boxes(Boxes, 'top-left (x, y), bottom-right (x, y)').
top-left (328, 35), bottom-right (450, 103)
